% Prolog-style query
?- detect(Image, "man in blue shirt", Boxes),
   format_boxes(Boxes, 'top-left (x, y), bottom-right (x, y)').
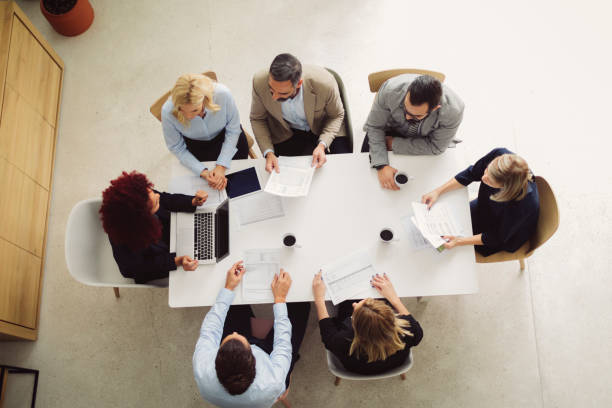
top-left (193, 261), bottom-right (310, 408)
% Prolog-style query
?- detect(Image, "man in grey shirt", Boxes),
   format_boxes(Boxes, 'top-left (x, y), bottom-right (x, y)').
top-left (362, 74), bottom-right (464, 190)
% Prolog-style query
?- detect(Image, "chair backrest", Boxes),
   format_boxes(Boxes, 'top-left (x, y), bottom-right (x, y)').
top-left (149, 71), bottom-right (219, 122)
top-left (325, 67), bottom-right (354, 153)
top-left (527, 176), bottom-right (559, 255)
top-left (65, 198), bottom-right (156, 288)
top-left (368, 69), bottom-right (446, 93)
top-left (326, 349), bottom-right (413, 380)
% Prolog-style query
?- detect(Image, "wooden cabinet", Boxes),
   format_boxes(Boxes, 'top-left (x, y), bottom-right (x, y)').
top-left (0, 1), bottom-right (63, 341)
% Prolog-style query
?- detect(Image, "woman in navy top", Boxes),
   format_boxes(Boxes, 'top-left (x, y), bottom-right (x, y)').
top-left (162, 74), bottom-right (249, 190)
top-left (422, 148), bottom-right (539, 256)
top-left (99, 171), bottom-right (207, 284)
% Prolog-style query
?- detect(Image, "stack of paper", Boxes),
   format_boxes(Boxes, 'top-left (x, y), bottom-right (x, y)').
top-left (242, 249), bottom-right (280, 302)
top-left (321, 248), bottom-right (378, 305)
top-left (410, 202), bottom-right (461, 251)
top-left (264, 156), bottom-right (315, 197)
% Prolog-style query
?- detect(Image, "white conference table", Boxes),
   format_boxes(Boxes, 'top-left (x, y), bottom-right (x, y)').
top-left (168, 151), bottom-right (478, 307)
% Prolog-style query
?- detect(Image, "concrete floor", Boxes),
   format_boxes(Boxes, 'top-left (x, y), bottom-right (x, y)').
top-left (1, 0), bottom-right (611, 407)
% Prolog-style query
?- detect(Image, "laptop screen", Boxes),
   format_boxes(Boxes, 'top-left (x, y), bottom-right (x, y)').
top-left (215, 199), bottom-right (230, 262)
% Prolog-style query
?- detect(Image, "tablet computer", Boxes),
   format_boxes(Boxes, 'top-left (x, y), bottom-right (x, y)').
top-left (225, 167), bottom-right (261, 199)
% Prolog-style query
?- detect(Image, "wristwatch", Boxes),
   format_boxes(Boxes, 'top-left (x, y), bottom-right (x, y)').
top-left (374, 164), bottom-right (387, 171)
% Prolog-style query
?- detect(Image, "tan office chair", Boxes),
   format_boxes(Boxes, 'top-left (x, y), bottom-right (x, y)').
top-left (368, 68), bottom-right (446, 93)
top-left (475, 176), bottom-right (559, 271)
top-left (149, 71), bottom-right (258, 158)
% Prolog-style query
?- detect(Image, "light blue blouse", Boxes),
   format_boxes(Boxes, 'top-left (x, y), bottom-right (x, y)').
top-left (162, 82), bottom-right (241, 175)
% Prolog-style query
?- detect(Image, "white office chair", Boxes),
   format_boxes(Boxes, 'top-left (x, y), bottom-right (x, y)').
top-left (65, 198), bottom-right (159, 298)
top-left (326, 349), bottom-right (413, 386)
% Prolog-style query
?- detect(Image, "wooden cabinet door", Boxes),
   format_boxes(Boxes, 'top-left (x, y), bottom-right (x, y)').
top-left (5, 17), bottom-right (61, 127)
top-left (0, 238), bottom-right (41, 329)
top-left (0, 158), bottom-right (48, 257)
top-left (0, 86), bottom-right (55, 189)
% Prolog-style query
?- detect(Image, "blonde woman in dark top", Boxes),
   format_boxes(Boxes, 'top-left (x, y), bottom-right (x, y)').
top-left (421, 147), bottom-right (539, 256)
top-left (312, 271), bottom-right (423, 374)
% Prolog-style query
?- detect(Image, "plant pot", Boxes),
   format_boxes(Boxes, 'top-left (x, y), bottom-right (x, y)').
top-left (40, 0), bottom-right (94, 37)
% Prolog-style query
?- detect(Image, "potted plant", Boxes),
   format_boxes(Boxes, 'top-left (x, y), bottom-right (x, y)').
top-left (40, 0), bottom-right (94, 37)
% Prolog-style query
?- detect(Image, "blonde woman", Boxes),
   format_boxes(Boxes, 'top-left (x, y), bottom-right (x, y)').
top-left (312, 271), bottom-right (423, 375)
top-left (162, 74), bottom-right (249, 190)
top-left (422, 147), bottom-right (539, 256)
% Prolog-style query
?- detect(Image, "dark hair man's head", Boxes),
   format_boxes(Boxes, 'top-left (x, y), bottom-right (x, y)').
top-left (403, 75), bottom-right (443, 122)
top-left (268, 53), bottom-right (303, 102)
top-left (215, 335), bottom-right (256, 395)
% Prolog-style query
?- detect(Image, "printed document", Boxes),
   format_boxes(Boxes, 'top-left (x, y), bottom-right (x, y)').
top-left (264, 156), bottom-right (315, 197)
top-left (321, 248), bottom-right (378, 305)
top-left (400, 215), bottom-right (431, 251)
top-left (233, 191), bottom-right (284, 226)
top-left (168, 174), bottom-right (227, 208)
top-left (411, 202), bottom-right (461, 250)
top-left (242, 249), bottom-right (280, 302)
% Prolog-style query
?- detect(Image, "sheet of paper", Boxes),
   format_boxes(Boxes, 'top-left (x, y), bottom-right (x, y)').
top-left (233, 191), bottom-right (284, 226)
top-left (167, 174), bottom-right (227, 208)
top-left (400, 215), bottom-right (431, 251)
top-left (321, 248), bottom-right (378, 305)
top-left (264, 156), bottom-right (315, 197)
top-left (411, 202), bottom-right (461, 250)
top-left (242, 249), bottom-right (280, 302)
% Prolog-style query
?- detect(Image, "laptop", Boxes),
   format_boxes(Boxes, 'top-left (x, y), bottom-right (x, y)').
top-left (175, 199), bottom-right (230, 264)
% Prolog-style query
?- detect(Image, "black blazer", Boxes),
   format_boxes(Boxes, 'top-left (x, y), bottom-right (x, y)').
top-left (109, 191), bottom-right (195, 284)
top-left (455, 148), bottom-right (539, 256)
top-left (318, 314), bottom-right (423, 375)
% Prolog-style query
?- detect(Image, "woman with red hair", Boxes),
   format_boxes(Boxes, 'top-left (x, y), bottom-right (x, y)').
top-left (100, 171), bottom-right (207, 285)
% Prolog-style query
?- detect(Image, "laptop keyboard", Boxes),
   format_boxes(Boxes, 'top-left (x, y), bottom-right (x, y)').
top-left (194, 213), bottom-right (214, 261)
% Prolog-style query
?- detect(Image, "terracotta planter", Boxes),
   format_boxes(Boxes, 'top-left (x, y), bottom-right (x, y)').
top-left (40, 0), bottom-right (94, 37)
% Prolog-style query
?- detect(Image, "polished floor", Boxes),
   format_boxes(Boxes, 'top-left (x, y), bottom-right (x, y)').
top-left (1, 0), bottom-right (611, 407)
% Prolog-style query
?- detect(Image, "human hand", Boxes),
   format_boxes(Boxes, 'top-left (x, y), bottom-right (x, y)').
top-left (421, 189), bottom-right (440, 209)
top-left (312, 270), bottom-right (326, 300)
top-left (207, 165), bottom-right (227, 190)
top-left (224, 260), bottom-right (246, 291)
top-left (311, 144), bottom-right (327, 169)
top-left (265, 152), bottom-right (280, 173)
top-left (192, 190), bottom-right (208, 207)
top-left (271, 268), bottom-right (292, 303)
top-left (377, 165), bottom-right (399, 190)
top-left (176, 255), bottom-right (198, 271)
top-left (200, 169), bottom-right (216, 187)
top-left (385, 136), bottom-right (393, 151)
top-left (442, 235), bottom-right (461, 250)
top-left (371, 273), bottom-right (399, 303)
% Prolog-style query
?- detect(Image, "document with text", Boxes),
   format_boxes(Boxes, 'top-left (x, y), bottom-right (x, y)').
top-left (321, 248), bottom-right (379, 305)
top-left (411, 202), bottom-right (461, 250)
top-left (168, 174), bottom-right (227, 208)
top-left (242, 249), bottom-right (280, 302)
top-left (264, 156), bottom-right (315, 197)
top-left (233, 191), bottom-right (285, 226)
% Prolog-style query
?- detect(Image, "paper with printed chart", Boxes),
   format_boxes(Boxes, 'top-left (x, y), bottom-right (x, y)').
top-left (411, 202), bottom-right (461, 251)
top-left (242, 249), bottom-right (281, 302)
top-left (233, 191), bottom-right (285, 226)
top-left (264, 156), bottom-right (315, 197)
top-left (321, 248), bottom-right (379, 305)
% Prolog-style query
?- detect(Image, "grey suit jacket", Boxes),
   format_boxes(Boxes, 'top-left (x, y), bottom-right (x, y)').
top-left (363, 74), bottom-right (464, 167)
top-left (250, 65), bottom-right (346, 155)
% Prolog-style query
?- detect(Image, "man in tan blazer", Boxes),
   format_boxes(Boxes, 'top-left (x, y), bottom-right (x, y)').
top-left (250, 53), bottom-right (350, 173)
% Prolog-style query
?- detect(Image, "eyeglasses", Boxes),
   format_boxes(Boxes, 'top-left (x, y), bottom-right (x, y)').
top-left (404, 105), bottom-right (429, 121)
